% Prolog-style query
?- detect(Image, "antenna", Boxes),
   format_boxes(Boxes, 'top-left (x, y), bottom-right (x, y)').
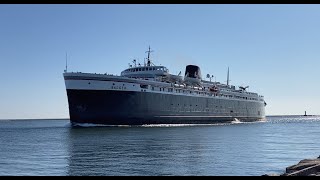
top-left (64, 52), bottom-right (68, 73)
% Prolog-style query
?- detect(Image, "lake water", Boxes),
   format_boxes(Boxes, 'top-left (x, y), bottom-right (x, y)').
top-left (0, 116), bottom-right (319, 176)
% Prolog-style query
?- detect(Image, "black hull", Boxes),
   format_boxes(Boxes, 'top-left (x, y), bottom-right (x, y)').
top-left (67, 89), bottom-right (265, 125)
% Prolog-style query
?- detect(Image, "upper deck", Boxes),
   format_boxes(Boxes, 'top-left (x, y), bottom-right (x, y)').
top-left (121, 65), bottom-right (169, 78)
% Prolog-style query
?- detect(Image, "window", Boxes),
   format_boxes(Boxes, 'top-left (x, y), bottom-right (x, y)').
top-left (140, 84), bottom-right (148, 89)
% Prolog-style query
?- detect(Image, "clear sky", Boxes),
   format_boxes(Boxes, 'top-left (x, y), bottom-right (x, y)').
top-left (1, 4), bottom-right (320, 119)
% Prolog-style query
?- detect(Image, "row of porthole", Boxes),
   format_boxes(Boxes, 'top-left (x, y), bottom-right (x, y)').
top-left (148, 85), bottom-right (258, 99)
top-left (168, 103), bottom-right (257, 110)
top-left (111, 83), bottom-right (134, 86)
top-left (153, 87), bottom-right (257, 100)
top-left (87, 81), bottom-right (138, 89)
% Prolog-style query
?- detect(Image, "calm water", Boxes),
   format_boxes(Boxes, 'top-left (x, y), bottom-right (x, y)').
top-left (0, 116), bottom-right (319, 176)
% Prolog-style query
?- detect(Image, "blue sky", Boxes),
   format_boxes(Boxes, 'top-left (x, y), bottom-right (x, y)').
top-left (1, 4), bottom-right (320, 119)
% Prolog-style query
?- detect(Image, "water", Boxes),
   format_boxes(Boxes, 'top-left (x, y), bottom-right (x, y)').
top-left (0, 116), bottom-right (319, 176)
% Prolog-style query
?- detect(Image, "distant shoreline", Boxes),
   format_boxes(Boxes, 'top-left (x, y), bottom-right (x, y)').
top-left (267, 115), bottom-right (319, 117)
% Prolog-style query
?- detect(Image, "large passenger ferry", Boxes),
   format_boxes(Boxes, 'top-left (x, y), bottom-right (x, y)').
top-left (63, 47), bottom-right (266, 125)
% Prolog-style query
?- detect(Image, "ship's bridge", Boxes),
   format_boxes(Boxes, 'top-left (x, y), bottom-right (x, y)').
top-left (121, 65), bottom-right (169, 78)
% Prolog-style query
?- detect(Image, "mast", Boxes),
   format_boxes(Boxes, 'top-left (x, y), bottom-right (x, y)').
top-left (64, 52), bottom-right (68, 73)
top-left (145, 46), bottom-right (153, 66)
top-left (227, 66), bottom-right (230, 86)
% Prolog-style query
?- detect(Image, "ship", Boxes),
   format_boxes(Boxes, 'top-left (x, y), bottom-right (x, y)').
top-left (63, 47), bottom-right (266, 125)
